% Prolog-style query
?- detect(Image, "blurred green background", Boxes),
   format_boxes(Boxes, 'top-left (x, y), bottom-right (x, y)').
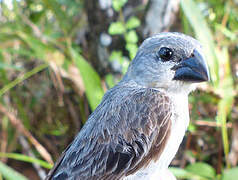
top-left (0, 0), bottom-right (238, 179)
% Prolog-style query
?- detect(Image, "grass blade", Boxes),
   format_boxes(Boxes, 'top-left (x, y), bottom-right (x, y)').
top-left (0, 161), bottom-right (28, 180)
top-left (0, 153), bottom-right (53, 169)
top-left (0, 64), bottom-right (48, 97)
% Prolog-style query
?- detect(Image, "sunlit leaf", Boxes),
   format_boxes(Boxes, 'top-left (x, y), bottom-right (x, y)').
top-left (109, 51), bottom-right (123, 62)
top-left (186, 162), bottom-right (216, 179)
top-left (222, 167), bottom-right (238, 180)
top-left (112, 0), bottom-right (127, 11)
top-left (126, 16), bottom-right (141, 29)
top-left (126, 43), bottom-right (138, 60)
top-left (108, 22), bottom-right (126, 35)
top-left (125, 30), bottom-right (138, 44)
top-left (170, 167), bottom-right (207, 180)
top-left (70, 48), bottom-right (104, 110)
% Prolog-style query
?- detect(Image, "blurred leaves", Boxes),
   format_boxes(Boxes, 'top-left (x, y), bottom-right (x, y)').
top-left (42, 0), bottom-right (70, 31)
top-left (181, 0), bottom-right (219, 85)
top-left (109, 1), bottom-right (140, 62)
top-left (181, 0), bottom-right (235, 169)
top-left (0, 0), bottom-right (104, 177)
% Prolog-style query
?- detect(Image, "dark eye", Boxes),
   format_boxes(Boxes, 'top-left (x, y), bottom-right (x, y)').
top-left (158, 47), bottom-right (173, 61)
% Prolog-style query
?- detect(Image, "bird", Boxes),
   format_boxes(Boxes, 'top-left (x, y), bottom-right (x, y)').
top-left (46, 32), bottom-right (209, 180)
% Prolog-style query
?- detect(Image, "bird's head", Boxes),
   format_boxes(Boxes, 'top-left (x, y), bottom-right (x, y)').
top-left (124, 32), bottom-right (210, 94)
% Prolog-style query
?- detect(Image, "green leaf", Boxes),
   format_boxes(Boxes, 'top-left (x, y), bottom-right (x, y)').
top-left (108, 22), bottom-right (126, 35)
top-left (126, 43), bottom-right (138, 60)
top-left (0, 161), bottom-right (28, 180)
top-left (70, 48), bottom-right (104, 110)
top-left (112, 0), bottom-right (127, 11)
top-left (109, 51), bottom-right (123, 62)
top-left (188, 123), bottom-right (197, 132)
top-left (125, 30), bottom-right (138, 44)
top-left (0, 152), bottom-right (53, 169)
top-left (126, 16), bottom-right (141, 29)
top-left (170, 167), bottom-right (192, 179)
top-left (170, 167), bottom-right (202, 180)
top-left (222, 167), bottom-right (238, 180)
top-left (186, 162), bottom-right (216, 179)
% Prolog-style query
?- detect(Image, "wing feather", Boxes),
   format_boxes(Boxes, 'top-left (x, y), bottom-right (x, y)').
top-left (46, 88), bottom-right (172, 180)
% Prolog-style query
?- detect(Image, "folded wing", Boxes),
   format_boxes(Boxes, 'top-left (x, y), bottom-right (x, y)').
top-left (46, 88), bottom-right (172, 180)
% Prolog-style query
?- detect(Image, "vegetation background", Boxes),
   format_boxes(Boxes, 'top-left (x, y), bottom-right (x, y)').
top-left (0, 0), bottom-right (237, 179)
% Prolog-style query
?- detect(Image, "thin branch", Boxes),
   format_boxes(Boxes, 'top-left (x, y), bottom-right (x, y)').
top-left (195, 120), bottom-right (232, 128)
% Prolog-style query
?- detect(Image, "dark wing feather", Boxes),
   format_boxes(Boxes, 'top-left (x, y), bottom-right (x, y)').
top-left (46, 88), bottom-right (172, 180)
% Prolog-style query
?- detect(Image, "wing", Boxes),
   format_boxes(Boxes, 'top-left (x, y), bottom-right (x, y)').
top-left (46, 88), bottom-right (172, 180)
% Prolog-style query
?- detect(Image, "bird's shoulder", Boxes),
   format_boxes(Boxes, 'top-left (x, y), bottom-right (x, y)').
top-left (47, 86), bottom-right (172, 180)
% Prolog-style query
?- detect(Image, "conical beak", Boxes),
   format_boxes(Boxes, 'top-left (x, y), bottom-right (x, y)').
top-left (172, 49), bottom-right (210, 82)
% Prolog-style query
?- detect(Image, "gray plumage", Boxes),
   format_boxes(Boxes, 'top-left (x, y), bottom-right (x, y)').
top-left (47, 32), bottom-right (209, 180)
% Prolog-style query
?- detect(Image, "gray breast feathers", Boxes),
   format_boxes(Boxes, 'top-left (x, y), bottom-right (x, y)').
top-left (46, 87), bottom-right (172, 180)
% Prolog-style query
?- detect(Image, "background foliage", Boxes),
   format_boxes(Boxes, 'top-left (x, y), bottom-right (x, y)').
top-left (0, 0), bottom-right (238, 179)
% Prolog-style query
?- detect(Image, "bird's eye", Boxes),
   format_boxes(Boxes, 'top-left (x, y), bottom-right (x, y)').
top-left (158, 47), bottom-right (173, 61)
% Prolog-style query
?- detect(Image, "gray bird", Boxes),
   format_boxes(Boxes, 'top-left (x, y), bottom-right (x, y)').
top-left (46, 32), bottom-right (209, 180)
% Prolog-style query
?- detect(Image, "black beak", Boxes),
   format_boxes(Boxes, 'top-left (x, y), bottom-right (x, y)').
top-left (172, 49), bottom-right (209, 82)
